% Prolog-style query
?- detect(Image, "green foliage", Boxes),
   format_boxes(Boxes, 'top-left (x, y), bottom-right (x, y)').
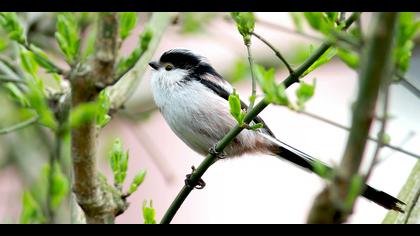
top-left (0, 12), bottom-right (26, 44)
top-left (0, 37), bottom-right (8, 51)
top-left (4, 83), bottom-right (29, 107)
top-left (290, 12), bottom-right (303, 32)
top-left (394, 12), bottom-right (420, 74)
top-left (20, 191), bottom-right (46, 224)
top-left (96, 89), bottom-right (111, 128)
top-left (143, 200), bottom-right (156, 224)
top-left (119, 12), bottom-right (138, 40)
top-left (55, 13), bottom-right (80, 65)
top-left (380, 132), bottom-right (391, 145)
top-left (296, 79), bottom-right (316, 110)
top-left (229, 59), bottom-right (250, 83)
top-left (337, 48), bottom-right (359, 69)
top-left (231, 12), bottom-right (255, 45)
top-left (255, 65), bottom-right (289, 106)
top-left (110, 138), bottom-right (129, 188)
top-left (19, 46), bottom-right (38, 77)
top-left (116, 26), bottom-right (153, 77)
top-left (24, 78), bottom-right (58, 130)
top-left (127, 170), bottom-right (147, 196)
top-left (181, 13), bottom-right (215, 34)
top-left (228, 89), bottom-right (245, 125)
top-left (303, 12), bottom-right (341, 35)
top-left (20, 163), bottom-right (69, 224)
top-left (69, 90), bottom-right (111, 128)
top-left (345, 175), bottom-right (364, 211)
top-left (69, 102), bottom-right (97, 128)
top-left (302, 46), bottom-right (337, 77)
top-left (29, 45), bottom-right (61, 74)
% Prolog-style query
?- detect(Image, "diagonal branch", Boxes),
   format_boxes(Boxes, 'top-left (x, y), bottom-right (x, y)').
top-left (0, 115), bottom-right (39, 135)
top-left (160, 12), bottom-right (361, 224)
top-left (251, 31), bottom-right (294, 74)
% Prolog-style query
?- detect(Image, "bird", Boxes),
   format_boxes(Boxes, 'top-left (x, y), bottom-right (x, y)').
top-left (148, 48), bottom-right (405, 213)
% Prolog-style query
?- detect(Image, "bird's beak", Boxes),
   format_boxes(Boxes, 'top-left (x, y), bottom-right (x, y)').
top-left (148, 61), bottom-right (160, 70)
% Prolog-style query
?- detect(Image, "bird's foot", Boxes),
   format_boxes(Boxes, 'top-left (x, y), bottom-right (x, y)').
top-left (185, 166), bottom-right (206, 190)
top-left (209, 145), bottom-right (226, 159)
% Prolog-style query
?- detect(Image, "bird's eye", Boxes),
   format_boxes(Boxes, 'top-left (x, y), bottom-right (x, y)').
top-left (165, 64), bottom-right (173, 71)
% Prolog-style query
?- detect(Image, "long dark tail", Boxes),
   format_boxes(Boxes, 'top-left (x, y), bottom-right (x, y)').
top-left (271, 140), bottom-right (405, 213)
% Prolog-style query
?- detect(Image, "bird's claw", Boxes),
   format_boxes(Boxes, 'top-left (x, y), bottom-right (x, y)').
top-left (209, 145), bottom-right (226, 159)
top-left (185, 166), bottom-right (206, 190)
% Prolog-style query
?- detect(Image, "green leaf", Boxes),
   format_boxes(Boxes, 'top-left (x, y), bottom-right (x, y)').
top-left (4, 83), bottom-right (29, 107)
top-left (143, 200), bottom-right (156, 224)
top-left (19, 46), bottom-right (38, 76)
top-left (255, 65), bottom-right (289, 106)
top-left (96, 89), bottom-right (111, 128)
top-left (50, 163), bottom-right (70, 210)
top-left (29, 45), bottom-right (60, 73)
top-left (380, 133), bottom-right (391, 145)
top-left (82, 26), bottom-right (96, 59)
top-left (140, 26), bottom-right (153, 51)
top-left (394, 12), bottom-right (420, 74)
top-left (25, 79), bottom-right (57, 130)
top-left (116, 27), bottom-right (153, 77)
top-left (345, 175), bottom-right (364, 211)
top-left (290, 12), bottom-right (303, 32)
top-left (127, 170), bottom-right (147, 195)
top-left (296, 79), bottom-right (316, 110)
top-left (20, 191), bottom-right (46, 224)
top-left (0, 12), bottom-right (26, 44)
top-left (229, 89), bottom-right (243, 124)
top-left (69, 102), bottom-right (97, 128)
top-left (231, 12), bottom-right (255, 45)
top-left (109, 138), bottom-right (129, 187)
top-left (302, 47), bottom-right (337, 77)
top-left (249, 123), bottom-right (264, 130)
top-left (229, 59), bottom-right (249, 83)
top-left (55, 12), bottom-right (80, 65)
top-left (325, 12), bottom-right (339, 23)
top-left (303, 12), bottom-right (337, 35)
top-left (275, 83), bottom-right (290, 106)
top-left (119, 12), bottom-right (138, 40)
top-left (337, 48), bottom-right (359, 69)
top-left (0, 37), bottom-right (7, 51)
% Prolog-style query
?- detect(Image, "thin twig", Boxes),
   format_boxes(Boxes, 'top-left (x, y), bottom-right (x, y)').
top-left (246, 43), bottom-right (257, 110)
top-left (396, 73), bottom-right (420, 99)
top-left (299, 110), bottom-right (420, 160)
top-left (255, 17), bottom-right (325, 42)
top-left (365, 79), bottom-right (391, 182)
top-left (0, 115), bottom-right (38, 135)
top-left (378, 131), bottom-right (416, 163)
top-left (0, 75), bottom-right (26, 84)
top-left (252, 31), bottom-right (294, 74)
top-left (161, 13), bottom-right (361, 224)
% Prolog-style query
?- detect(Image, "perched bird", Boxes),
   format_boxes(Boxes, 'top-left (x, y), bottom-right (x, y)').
top-left (149, 48), bottom-right (404, 212)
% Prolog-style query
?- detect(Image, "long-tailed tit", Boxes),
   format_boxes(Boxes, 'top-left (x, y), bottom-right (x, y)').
top-left (149, 49), bottom-right (404, 212)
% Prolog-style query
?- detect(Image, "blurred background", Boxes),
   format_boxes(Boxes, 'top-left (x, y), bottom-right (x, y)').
top-left (0, 12), bottom-right (419, 224)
